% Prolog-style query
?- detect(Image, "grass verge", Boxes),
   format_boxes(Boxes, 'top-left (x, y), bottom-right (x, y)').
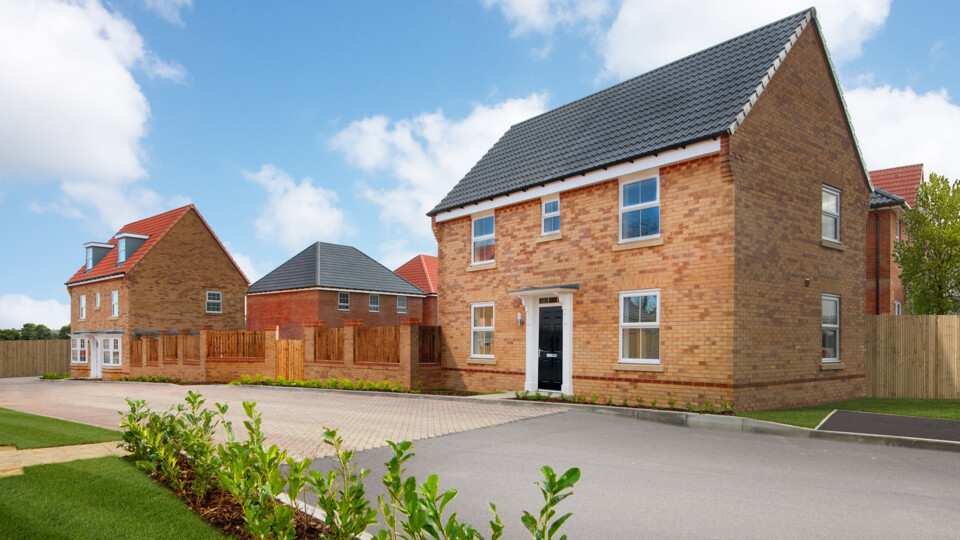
top-left (738, 398), bottom-right (960, 428)
top-left (0, 407), bottom-right (120, 449)
top-left (0, 456), bottom-right (223, 539)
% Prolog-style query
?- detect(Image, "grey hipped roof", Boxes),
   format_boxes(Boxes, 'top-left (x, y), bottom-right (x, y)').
top-left (248, 242), bottom-right (426, 296)
top-left (429, 9), bottom-right (812, 215)
top-left (870, 187), bottom-right (907, 209)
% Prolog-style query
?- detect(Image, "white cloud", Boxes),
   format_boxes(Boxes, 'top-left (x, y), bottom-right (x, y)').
top-left (142, 0), bottom-right (193, 26)
top-left (244, 164), bottom-right (352, 252)
top-left (330, 93), bottom-right (549, 237)
top-left (0, 0), bottom-right (186, 231)
top-left (378, 240), bottom-right (422, 271)
top-left (0, 294), bottom-right (70, 330)
top-left (600, 0), bottom-right (890, 80)
top-left (483, 0), bottom-right (611, 35)
top-left (144, 55), bottom-right (187, 83)
top-left (846, 85), bottom-right (960, 181)
top-left (230, 252), bottom-right (266, 283)
top-left (930, 40), bottom-right (947, 61)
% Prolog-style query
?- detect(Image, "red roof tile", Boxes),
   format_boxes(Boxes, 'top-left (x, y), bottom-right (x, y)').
top-left (394, 255), bottom-right (438, 294)
top-left (869, 164), bottom-right (924, 208)
top-left (66, 205), bottom-right (196, 285)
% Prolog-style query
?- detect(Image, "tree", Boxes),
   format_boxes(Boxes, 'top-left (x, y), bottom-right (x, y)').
top-left (58, 325), bottom-right (71, 339)
top-left (894, 172), bottom-right (960, 314)
top-left (19, 323), bottom-right (37, 340)
top-left (0, 329), bottom-right (20, 340)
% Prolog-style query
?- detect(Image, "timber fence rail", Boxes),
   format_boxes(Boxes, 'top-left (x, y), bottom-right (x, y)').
top-left (867, 315), bottom-right (960, 399)
top-left (206, 331), bottom-right (265, 358)
top-left (0, 340), bottom-right (70, 377)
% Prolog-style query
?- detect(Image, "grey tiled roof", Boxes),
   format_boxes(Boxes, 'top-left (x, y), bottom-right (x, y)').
top-left (248, 242), bottom-right (426, 295)
top-left (870, 187), bottom-right (907, 209)
top-left (429, 9), bottom-right (811, 215)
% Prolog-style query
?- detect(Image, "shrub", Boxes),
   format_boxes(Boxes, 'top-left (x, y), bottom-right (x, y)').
top-left (327, 378), bottom-right (340, 389)
top-left (668, 398), bottom-right (676, 409)
top-left (308, 428), bottom-right (377, 539)
top-left (228, 380), bottom-right (241, 386)
top-left (240, 374), bottom-right (254, 385)
top-left (41, 372), bottom-right (69, 379)
top-left (392, 381), bottom-right (402, 392)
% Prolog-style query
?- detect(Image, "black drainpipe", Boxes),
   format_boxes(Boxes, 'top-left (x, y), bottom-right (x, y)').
top-left (875, 207), bottom-right (881, 315)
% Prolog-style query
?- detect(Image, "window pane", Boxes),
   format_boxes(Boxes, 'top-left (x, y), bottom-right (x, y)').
top-left (822, 189), bottom-right (839, 213)
top-left (472, 330), bottom-right (493, 355)
top-left (822, 298), bottom-right (838, 325)
top-left (543, 216), bottom-right (560, 233)
top-left (641, 295), bottom-right (658, 322)
top-left (641, 206), bottom-right (660, 237)
top-left (641, 328), bottom-right (660, 360)
top-left (473, 306), bottom-right (493, 327)
top-left (622, 296), bottom-right (640, 323)
top-left (473, 238), bottom-right (495, 262)
top-left (822, 215), bottom-right (838, 240)
top-left (622, 328), bottom-right (642, 359)
top-left (544, 201), bottom-right (558, 214)
top-left (473, 216), bottom-right (493, 238)
top-left (622, 209), bottom-right (642, 239)
top-left (822, 329), bottom-right (838, 359)
top-left (623, 182), bottom-right (640, 207)
top-left (640, 179), bottom-right (657, 203)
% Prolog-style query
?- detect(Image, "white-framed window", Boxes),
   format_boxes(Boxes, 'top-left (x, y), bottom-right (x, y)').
top-left (619, 290), bottom-right (660, 364)
top-left (620, 177), bottom-right (660, 242)
top-left (206, 291), bottom-right (222, 314)
top-left (894, 300), bottom-right (903, 315)
top-left (542, 198), bottom-right (560, 235)
top-left (71, 338), bottom-right (87, 364)
top-left (471, 302), bottom-right (494, 358)
top-left (79, 295), bottom-right (86, 320)
top-left (822, 294), bottom-right (840, 362)
top-left (95, 293), bottom-right (101, 309)
top-left (338, 292), bottom-right (350, 311)
top-left (117, 238), bottom-right (126, 265)
top-left (86, 247), bottom-right (94, 271)
top-left (472, 214), bottom-right (495, 264)
top-left (822, 185), bottom-right (841, 242)
top-left (369, 294), bottom-right (380, 312)
top-left (397, 296), bottom-right (407, 314)
top-left (110, 290), bottom-right (119, 317)
top-left (102, 337), bottom-right (121, 367)
top-left (896, 219), bottom-right (901, 242)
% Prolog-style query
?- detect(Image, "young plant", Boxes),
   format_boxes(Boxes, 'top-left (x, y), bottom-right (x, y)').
top-left (179, 391), bottom-right (223, 500)
top-left (668, 398), bottom-right (676, 409)
top-left (589, 394), bottom-right (598, 404)
top-left (702, 399), bottom-right (715, 413)
top-left (521, 466), bottom-right (581, 540)
top-left (605, 397), bottom-right (613, 406)
top-left (684, 402), bottom-right (694, 412)
top-left (650, 399), bottom-right (658, 408)
top-left (392, 381), bottom-right (403, 392)
top-left (636, 396), bottom-right (644, 406)
top-left (308, 428), bottom-right (378, 540)
top-left (413, 380), bottom-right (423, 394)
top-left (621, 399), bottom-right (628, 407)
top-left (722, 402), bottom-right (735, 412)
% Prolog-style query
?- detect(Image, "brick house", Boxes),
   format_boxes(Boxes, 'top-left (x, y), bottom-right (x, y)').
top-left (866, 164), bottom-right (924, 314)
top-left (394, 254), bottom-right (439, 326)
top-left (428, 9), bottom-right (873, 411)
top-left (246, 242), bottom-right (428, 338)
top-left (66, 205), bottom-right (248, 379)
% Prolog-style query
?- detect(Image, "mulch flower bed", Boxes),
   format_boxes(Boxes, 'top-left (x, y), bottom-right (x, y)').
top-left (512, 395), bottom-right (737, 416)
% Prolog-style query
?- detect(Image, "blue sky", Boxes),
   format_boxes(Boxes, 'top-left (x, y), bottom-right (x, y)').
top-left (1, 0), bottom-right (958, 329)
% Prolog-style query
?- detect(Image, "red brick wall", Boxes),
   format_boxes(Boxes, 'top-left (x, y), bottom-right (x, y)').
top-left (421, 295), bottom-right (438, 326)
top-left (728, 24), bottom-right (870, 409)
top-left (866, 207), bottom-right (906, 314)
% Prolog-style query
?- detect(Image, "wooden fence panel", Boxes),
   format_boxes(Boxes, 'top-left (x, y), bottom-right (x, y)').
top-left (867, 315), bottom-right (960, 399)
top-left (276, 340), bottom-right (304, 381)
top-left (163, 335), bottom-right (178, 360)
top-left (145, 338), bottom-right (159, 365)
top-left (355, 326), bottom-right (399, 364)
top-left (418, 326), bottom-right (441, 365)
top-left (315, 328), bottom-right (343, 362)
top-left (206, 331), bottom-right (264, 358)
top-left (0, 340), bottom-right (70, 377)
top-left (182, 334), bottom-right (200, 362)
top-left (130, 338), bottom-right (143, 366)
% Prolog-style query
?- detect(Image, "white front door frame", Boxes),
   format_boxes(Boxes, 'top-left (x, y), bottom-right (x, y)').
top-left (89, 336), bottom-right (102, 378)
top-left (510, 286), bottom-right (577, 395)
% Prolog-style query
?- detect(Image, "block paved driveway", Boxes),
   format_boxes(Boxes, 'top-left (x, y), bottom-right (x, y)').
top-left (0, 378), bottom-right (559, 458)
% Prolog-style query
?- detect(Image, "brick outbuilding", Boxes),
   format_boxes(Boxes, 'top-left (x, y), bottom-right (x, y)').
top-left (428, 9), bottom-right (873, 410)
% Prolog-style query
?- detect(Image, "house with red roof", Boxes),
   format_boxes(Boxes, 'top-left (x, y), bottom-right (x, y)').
top-left (394, 255), bottom-right (438, 326)
top-left (65, 205), bottom-right (248, 379)
top-left (866, 164), bottom-right (924, 314)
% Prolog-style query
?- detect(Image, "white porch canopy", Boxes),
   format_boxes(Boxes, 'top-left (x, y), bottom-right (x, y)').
top-left (507, 284), bottom-right (578, 395)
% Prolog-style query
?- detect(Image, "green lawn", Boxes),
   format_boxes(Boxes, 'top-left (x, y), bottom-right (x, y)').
top-left (738, 398), bottom-right (960, 428)
top-left (0, 407), bottom-right (120, 449)
top-left (0, 457), bottom-right (223, 539)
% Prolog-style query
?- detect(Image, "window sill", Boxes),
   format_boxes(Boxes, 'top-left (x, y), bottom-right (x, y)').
top-left (614, 362), bottom-right (664, 372)
top-left (536, 232), bottom-right (562, 243)
top-left (820, 239), bottom-right (845, 251)
top-left (466, 261), bottom-right (497, 272)
top-left (467, 357), bottom-right (496, 365)
top-left (612, 237), bottom-right (664, 252)
top-left (820, 361), bottom-right (845, 371)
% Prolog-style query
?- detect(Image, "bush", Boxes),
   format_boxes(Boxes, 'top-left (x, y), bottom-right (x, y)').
top-left (41, 372), bottom-right (69, 379)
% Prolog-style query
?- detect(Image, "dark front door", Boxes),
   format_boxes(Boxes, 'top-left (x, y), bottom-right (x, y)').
top-left (538, 306), bottom-right (563, 391)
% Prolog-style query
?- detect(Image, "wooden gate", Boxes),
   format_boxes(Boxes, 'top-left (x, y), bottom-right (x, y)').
top-left (276, 339), bottom-right (304, 381)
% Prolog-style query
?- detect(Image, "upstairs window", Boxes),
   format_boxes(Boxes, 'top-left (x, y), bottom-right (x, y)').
top-left (894, 300), bottom-right (903, 315)
top-left (542, 198), bottom-right (560, 235)
top-left (472, 215), bottom-right (495, 264)
top-left (71, 338), bottom-right (87, 364)
top-left (111, 291), bottom-right (119, 317)
top-left (621, 178), bottom-right (660, 241)
top-left (117, 238), bottom-right (126, 265)
top-left (369, 294), bottom-right (380, 312)
top-left (822, 295), bottom-right (840, 362)
top-left (206, 291), bottom-right (222, 314)
top-left (471, 303), bottom-right (494, 357)
top-left (102, 337), bottom-right (121, 366)
top-left (86, 248), bottom-right (93, 271)
top-left (80, 295), bottom-right (86, 320)
top-left (620, 290), bottom-right (660, 364)
top-left (896, 219), bottom-right (901, 242)
top-left (822, 185), bottom-right (841, 242)
top-left (338, 292), bottom-right (350, 311)
top-left (397, 296), bottom-right (407, 314)
top-left (95, 293), bottom-right (101, 309)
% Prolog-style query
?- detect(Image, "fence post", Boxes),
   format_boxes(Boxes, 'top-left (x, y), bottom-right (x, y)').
top-left (199, 328), bottom-right (208, 382)
top-left (343, 320), bottom-right (362, 370)
top-left (399, 318), bottom-right (419, 391)
top-left (264, 325), bottom-right (279, 379)
top-left (157, 330), bottom-right (170, 369)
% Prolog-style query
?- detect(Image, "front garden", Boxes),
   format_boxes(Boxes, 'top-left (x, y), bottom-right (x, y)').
top-left (0, 407), bottom-right (120, 449)
top-left (737, 397), bottom-right (960, 428)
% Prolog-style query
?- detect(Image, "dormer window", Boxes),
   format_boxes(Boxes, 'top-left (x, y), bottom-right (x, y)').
top-left (114, 232), bottom-right (148, 266)
top-left (117, 238), bottom-right (126, 265)
top-left (83, 242), bottom-right (114, 272)
top-left (86, 248), bottom-right (93, 271)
